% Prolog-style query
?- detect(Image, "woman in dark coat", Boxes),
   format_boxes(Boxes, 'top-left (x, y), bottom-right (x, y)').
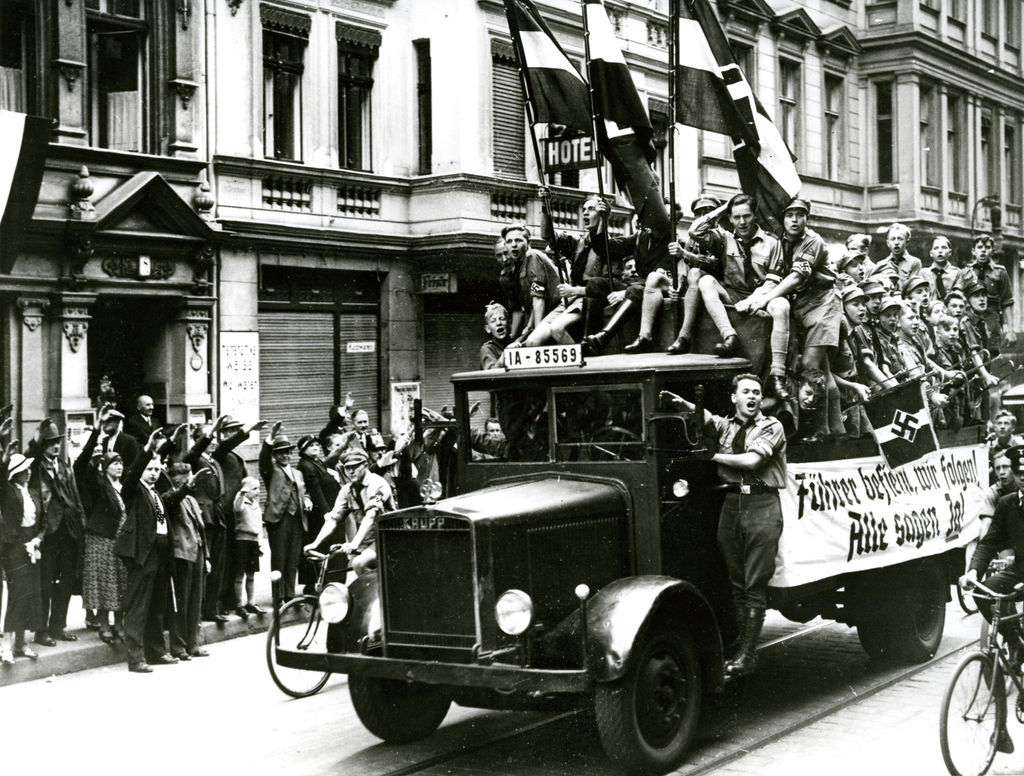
top-left (75, 427), bottom-right (128, 643)
top-left (1, 453), bottom-right (45, 663)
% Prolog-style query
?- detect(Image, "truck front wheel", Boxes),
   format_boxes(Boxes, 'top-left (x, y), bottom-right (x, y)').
top-left (349, 676), bottom-right (452, 743)
top-left (594, 618), bottom-right (702, 775)
top-left (855, 559), bottom-right (946, 663)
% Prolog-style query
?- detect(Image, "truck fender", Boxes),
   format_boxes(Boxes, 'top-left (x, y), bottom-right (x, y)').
top-left (584, 575), bottom-right (725, 688)
top-left (327, 573), bottom-right (380, 654)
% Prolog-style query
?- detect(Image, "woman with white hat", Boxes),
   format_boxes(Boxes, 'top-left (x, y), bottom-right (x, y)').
top-left (1, 444), bottom-right (45, 664)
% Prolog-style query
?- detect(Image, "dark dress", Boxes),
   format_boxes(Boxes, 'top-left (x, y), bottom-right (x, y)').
top-left (1, 475), bottom-right (45, 633)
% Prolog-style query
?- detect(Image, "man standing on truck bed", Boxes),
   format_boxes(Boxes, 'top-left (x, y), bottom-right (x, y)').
top-left (661, 373), bottom-right (787, 678)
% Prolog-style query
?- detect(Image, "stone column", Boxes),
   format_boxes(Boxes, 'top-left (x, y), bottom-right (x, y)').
top-left (50, 293), bottom-right (97, 445)
top-left (166, 297), bottom-right (214, 426)
top-left (52, 1), bottom-right (87, 144)
top-left (16, 297), bottom-right (50, 441)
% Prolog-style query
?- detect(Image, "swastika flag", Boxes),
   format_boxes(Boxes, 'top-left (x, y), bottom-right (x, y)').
top-left (863, 377), bottom-right (938, 469)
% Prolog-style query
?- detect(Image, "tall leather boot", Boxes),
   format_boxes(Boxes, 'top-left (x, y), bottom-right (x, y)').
top-left (582, 298), bottom-right (601, 337)
top-left (582, 299), bottom-right (635, 356)
top-left (725, 607), bottom-right (765, 677)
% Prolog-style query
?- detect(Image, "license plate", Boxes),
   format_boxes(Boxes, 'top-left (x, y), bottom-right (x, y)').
top-left (504, 343), bottom-right (584, 370)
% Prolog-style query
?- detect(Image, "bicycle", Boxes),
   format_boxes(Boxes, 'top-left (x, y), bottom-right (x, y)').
top-left (939, 577), bottom-right (1024, 776)
top-left (266, 545), bottom-right (349, 698)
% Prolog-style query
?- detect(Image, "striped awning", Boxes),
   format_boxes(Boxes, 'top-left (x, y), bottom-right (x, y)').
top-left (0, 110), bottom-right (51, 272)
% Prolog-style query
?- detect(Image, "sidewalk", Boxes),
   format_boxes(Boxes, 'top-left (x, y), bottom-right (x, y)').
top-left (0, 551), bottom-right (278, 687)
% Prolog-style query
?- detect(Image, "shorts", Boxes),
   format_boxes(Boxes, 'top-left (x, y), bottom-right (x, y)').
top-left (794, 287), bottom-right (842, 348)
top-left (539, 298), bottom-right (584, 326)
top-left (235, 539), bottom-right (261, 575)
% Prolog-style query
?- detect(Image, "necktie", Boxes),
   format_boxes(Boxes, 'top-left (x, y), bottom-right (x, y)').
top-left (738, 239), bottom-right (757, 289)
top-left (931, 266), bottom-right (946, 300)
top-left (149, 487), bottom-right (165, 525)
top-left (731, 419), bottom-right (753, 454)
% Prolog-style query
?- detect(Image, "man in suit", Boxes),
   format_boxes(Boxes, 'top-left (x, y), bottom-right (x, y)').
top-left (98, 405), bottom-right (141, 466)
top-left (296, 435), bottom-right (340, 591)
top-left (123, 395), bottom-right (158, 445)
top-left (115, 429), bottom-right (178, 673)
top-left (164, 461), bottom-right (209, 661)
top-left (259, 424), bottom-right (311, 600)
top-left (29, 423), bottom-right (86, 645)
top-left (185, 414), bottom-right (264, 622)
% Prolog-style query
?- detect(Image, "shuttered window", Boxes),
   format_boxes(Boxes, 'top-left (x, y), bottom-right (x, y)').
top-left (337, 314), bottom-right (380, 427)
top-left (423, 313), bottom-right (491, 430)
top-left (491, 40), bottom-right (525, 180)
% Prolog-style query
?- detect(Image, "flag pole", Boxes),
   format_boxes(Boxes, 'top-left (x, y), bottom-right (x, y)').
top-left (580, 0), bottom-right (616, 294)
top-left (667, 0), bottom-right (679, 292)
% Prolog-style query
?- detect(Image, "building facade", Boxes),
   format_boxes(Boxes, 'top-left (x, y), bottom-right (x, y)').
top-left (4, 0), bottom-right (1024, 448)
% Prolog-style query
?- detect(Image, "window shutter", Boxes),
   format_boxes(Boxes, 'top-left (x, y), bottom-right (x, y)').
top-left (492, 41), bottom-right (525, 181)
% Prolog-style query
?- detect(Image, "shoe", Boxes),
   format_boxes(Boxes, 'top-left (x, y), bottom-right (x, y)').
top-left (0, 648), bottom-right (14, 665)
top-left (769, 374), bottom-right (792, 401)
top-left (666, 335), bottom-right (691, 355)
top-left (109, 628), bottom-right (124, 642)
top-left (172, 652), bottom-right (192, 662)
top-left (150, 653), bottom-right (179, 665)
top-left (52, 631), bottom-right (78, 642)
top-left (189, 647), bottom-right (210, 658)
top-left (234, 606), bottom-right (249, 620)
top-left (99, 630), bottom-right (114, 645)
top-left (85, 620), bottom-right (101, 631)
top-left (713, 334), bottom-right (740, 358)
top-left (14, 646), bottom-right (38, 659)
top-left (581, 332), bottom-right (609, 357)
top-left (128, 662), bottom-right (153, 674)
top-left (623, 336), bottom-right (653, 355)
top-left (997, 727), bottom-right (1016, 754)
top-left (33, 634), bottom-right (56, 647)
top-left (212, 614), bottom-right (229, 624)
top-left (245, 603), bottom-right (266, 616)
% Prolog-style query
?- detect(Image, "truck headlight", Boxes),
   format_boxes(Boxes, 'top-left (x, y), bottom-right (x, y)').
top-left (318, 583), bottom-right (351, 624)
top-left (495, 589), bottom-right (534, 636)
top-left (672, 479), bottom-right (690, 498)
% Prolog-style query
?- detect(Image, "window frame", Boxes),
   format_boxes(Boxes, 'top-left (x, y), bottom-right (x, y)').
top-left (919, 83), bottom-right (939, 187)
top-left (823, 72), bottom-right (844, 180)
top-left (337, 40), bottom-right (376, 172)
top-left (946, 91), bottom-right (966, 194)
top-left (263, 27), bottom-right (306, 163)
top-left (1005, 117), bottom-right (1022, 205)
top-left (874, 79), bottom-right (895, 185)
top-left (778, 58), bottom-right (802, 159)
top-left (86, 4), bottom-right (149, 153)
top-left (413, 38), bottom-right (431, 176)
top-left (0, 1), bottom-right (31, 113)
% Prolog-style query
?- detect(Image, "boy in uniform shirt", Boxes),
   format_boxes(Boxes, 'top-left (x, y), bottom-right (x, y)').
top-left (925, 235), bottom-right (964, 303)
top-left (962, 234), bottom-right (1015, 350)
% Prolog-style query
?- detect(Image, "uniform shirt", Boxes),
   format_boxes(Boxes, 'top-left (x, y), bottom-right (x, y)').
top-left (514, 249), bottom-right (562, 315)
top-left (871, 253), bottom-right (923, 288)
top-left (926, 263), bottom-right (964, 302)
top-left (989, 435), bottom-right (1024, 462)
top-left (327, 471), bottom-right (395, 552)
top-left (875, 328), bottom-right (906, 376)
top-left (690, 220), bottom-right (783, 297)
top-left (897, 330), bottom-right (928, 377)
top-left (767, 227), bottom-right (836, 295)
top-left (981, 480), bottom-right (1017, 519)
top-left (479, 340), bottom-right (505, 371)
top-left (704, 411), bottom-right (787, 488)
top-left (960, 309), bottom-right (990, 355)
top-left (963, 261), bottom-right (1013, 311)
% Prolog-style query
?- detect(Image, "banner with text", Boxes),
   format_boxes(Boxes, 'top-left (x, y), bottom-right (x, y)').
top-left (770, 443), bottom-right (987, 588)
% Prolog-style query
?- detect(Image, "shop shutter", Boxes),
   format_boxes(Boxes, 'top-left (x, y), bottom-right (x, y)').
top-left (338, 313), bottom-right (380, 428)
top-left (423, 313), bottom-right (490, 429)
top-left (259, 312), bottom-right (335, 443)
top-left (491, 56), bottom-right (525, 180)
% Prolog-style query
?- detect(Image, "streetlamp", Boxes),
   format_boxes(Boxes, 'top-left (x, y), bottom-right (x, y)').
top-left (970, 194), bottom-right (1002, 243)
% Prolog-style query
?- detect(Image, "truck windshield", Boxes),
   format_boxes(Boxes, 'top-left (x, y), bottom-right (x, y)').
top-left (553, 386), bottom-right (644, 462)
top-left (472, 385), bottom-right (550, 463)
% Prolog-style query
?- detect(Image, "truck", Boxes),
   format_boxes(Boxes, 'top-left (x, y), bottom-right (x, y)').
top-left (273, 350), bottom-right (988, 775)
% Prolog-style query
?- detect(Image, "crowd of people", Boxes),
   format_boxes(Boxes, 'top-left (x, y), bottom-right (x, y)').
top-left (0, 391), bottom-right (463, 672)
top-left (483, 189), bottom-right (1016, 440)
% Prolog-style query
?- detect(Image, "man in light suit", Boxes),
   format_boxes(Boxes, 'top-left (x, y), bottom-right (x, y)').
top-left (259, 423), bottom-right (312, 600)
top-left (164, 461), bottom-right (209, 660)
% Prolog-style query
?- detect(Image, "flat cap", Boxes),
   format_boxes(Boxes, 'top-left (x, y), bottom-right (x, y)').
top-left (783, 196), bottom-right (810, 214)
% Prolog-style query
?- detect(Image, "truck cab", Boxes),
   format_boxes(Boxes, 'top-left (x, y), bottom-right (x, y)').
top-left (276, 351), bottom-right (986, 776)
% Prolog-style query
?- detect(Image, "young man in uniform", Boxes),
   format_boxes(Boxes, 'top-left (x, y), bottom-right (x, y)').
top-left (925, 235), bottom-right (963, 303)
top-left (962, 233), bottom-right (1015, 350)
top-left (990, 410), bottom-right (1024, 463)
top-left (661, 374), bottom-right (787, 677)
top-left (870, 223), bottom-right (923, 289)
top-left (961, 280), bottom-right (1001, 424)
top-left (479, 302), bottom-right (511, 370)
top-left (500, 224), bottom-right (562, 346)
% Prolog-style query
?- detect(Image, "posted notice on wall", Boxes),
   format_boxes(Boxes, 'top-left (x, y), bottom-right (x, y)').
top-left (391, 382), bottom-right (421, 439)
top-left (771, 443), bottom-right (988, 588)
top-left (220, 331), bottom-right (260, 431)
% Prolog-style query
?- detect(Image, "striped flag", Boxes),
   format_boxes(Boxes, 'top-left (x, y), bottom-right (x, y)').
top-left (0, 110), bottom-right (51, 272)
top-left (502, 0), bottom-right (592, 135)
top-left (863, 378), bottom-right (939, 469)
top-left (674, 0), bottom-right (801, 231)
top-left (582, 0), bottom-right (671, 235)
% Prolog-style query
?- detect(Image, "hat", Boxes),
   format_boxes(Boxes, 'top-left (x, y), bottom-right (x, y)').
top-left (100, 451), bottom-right (123, 469)
top-left (859, 279), bottom-right (885, 297)
top-left (964, 279), bottom-right (987, 299)
top-left (879, 296), bottom-right (902, 313)
top-left (219, 415), bottom-right (244, 431)
top-left (1002, 445), bottom-right (1024, 474)
top-left (271, 435), bottom-right (294, 453)
top-left (838, 252), bottom-right (865, 271)
top-left (784, 196), bottom-right (810, 214)
top-left (7, 453), bottom-right (32, 480)
top-left (690, 192), bottom-right (722, 214)
top-left (341, 447), bottom-right (369, 466)
top-left (101, 409), bottom-right (125, 421)
top-left (168, 461), bottom-right (191, 476)
top-left (38, 423), bottom-right (62, 444)
top-left (841, 285), bottom-right (868, 304)
top-left (297, 434), bottom-right (318, 454)
top-left (240, 475), bottom-right (260, 493)
top-left (901, 275), bottom-right (930, 297)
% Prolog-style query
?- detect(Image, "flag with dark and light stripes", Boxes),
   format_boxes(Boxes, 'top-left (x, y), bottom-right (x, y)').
top-left (582, 0), bottom-right (671, 236)
top-left (0, 110), bottom-right (51, 271)
top-left (862, 377), bottom-right (939, 470)
top-left (675, 0), bottom-right (801, 231)
top-left (502, 0), bottom-right (592, 135)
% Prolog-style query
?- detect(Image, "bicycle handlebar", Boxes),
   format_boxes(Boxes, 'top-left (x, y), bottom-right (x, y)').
top-left (962, 577), bottom-right (1024, 601)
top-left (303, 544), bottom-right (351, 562)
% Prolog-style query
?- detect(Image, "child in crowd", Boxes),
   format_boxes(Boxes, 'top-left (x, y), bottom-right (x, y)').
top-left (232, 476), bottom-right (264, 617)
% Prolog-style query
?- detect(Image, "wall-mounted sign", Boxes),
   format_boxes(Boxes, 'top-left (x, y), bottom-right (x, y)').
top-left (220, 331), bottom-right (260, 426)
top-left (346, 341), bottom-right (376, 353)
top-left (419, 272), bottom-right (458, 294)
top-left (542, 134), bottom-right (598, 173)
top-left (390, 381), bottom-right (421, 437)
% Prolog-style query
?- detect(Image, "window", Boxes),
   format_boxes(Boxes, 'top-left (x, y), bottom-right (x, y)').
top-left (875, 80), bottom-right (894, 184)
top-left (553, 386), bottom-right (645, 462)
top-left (87, 1), bottom-right (147, 152)
top-left (919, 84), bottom-right (939, 186)
top-left (920, 0), bottom-right (940, 9)
top-left (263, 31), bottom-right (305, 161)
top-left (946, 93), bottom-right (965, 192)
top-left (824, 74), bottom-right (844, 179)
top-left (949, 0), bottom-right (967, 22)
top-left (778, 60), bottom-right (801, 155)
top-left (1009, 0), bottom-right (1021, 47)
top-left (731, 41), bottom-right (756, 90)
top-left (981, 110), bottom-right (995, 197)
top-left (0, 2), bottom-right (29, 112)
top-left (492, 40), bottom-right (525, 180)
top-left (1005, 120), bottom-right (1021, 203)
top-left (414, 39), bottom-right (431, 175)
top-left (337, 24), bottom-right (380, 171)
top-left (981, 0), bottom-right (998, 37)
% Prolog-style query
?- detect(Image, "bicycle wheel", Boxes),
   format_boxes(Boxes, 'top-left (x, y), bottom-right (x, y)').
top-left (940, 652), bottom-right (1005, 776)
top-left (266, 596), bottom-right (331, 698)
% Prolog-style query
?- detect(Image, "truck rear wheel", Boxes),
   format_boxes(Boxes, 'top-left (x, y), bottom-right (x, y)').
top-left (349, 676), bottom-right (452, 743)
top-left (594, 618), bottom-right (702, 775)
top-left (856, 559), bottom-right (945, 662)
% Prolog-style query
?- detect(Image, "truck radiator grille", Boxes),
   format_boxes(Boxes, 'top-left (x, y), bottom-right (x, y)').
top-left (378, 521), bottom-right (476, 651)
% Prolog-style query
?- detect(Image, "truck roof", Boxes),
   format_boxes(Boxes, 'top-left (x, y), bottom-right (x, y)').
top-left (451, 352), bottom-right (752, 384)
